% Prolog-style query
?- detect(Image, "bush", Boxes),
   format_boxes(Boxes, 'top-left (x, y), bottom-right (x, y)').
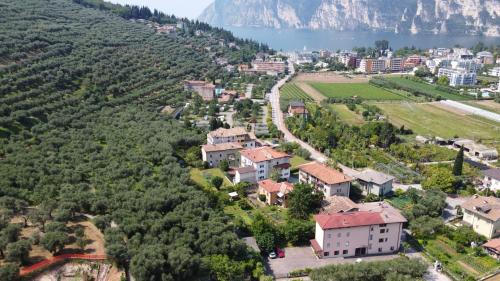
top-left (258, 194), bottom-right (266, 202)
top-left (211, 176), bottom-right (223, 189)
top-left (238, 199), bottom-right (253, 211)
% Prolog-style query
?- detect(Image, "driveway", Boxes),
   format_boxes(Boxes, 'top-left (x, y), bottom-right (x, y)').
top-left (443, 195), bottom-right (470, 222)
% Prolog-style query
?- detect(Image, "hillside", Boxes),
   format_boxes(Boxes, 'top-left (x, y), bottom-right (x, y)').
top-left (199, 0), bottom-right (500, 37)
top-left (0, 0), bottom-right (261, 280)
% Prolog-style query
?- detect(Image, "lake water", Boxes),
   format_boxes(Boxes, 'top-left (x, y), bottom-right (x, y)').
top-left (224, 26), bottom-right (500, 51)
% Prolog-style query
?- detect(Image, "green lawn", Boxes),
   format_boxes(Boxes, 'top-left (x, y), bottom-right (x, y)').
top-left (385, 77), bottom-right (471, 101)
top-left (291, 155), bottom-right (309, 171)
top-left (375, 102), bottom-right (500, 140)
top-left (189, 168), bottom-right (232, 191)
top-left (310, 82), bottom-right (406, 100)
top-left (280, 83), bottom-right (314, 111)
top-left (330, 104), bottom-right (366, 125)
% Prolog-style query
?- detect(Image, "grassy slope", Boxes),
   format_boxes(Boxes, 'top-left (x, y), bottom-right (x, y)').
top-left (330, 104), bottom-right (365, 125)
top-left (310, 82), bottom-right (406, 100)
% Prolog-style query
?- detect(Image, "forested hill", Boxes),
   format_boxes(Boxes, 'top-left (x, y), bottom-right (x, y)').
top-left (0, 0), bottom-right (261, 280)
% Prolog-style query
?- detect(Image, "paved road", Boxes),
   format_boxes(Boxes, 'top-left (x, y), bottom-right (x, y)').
top-left (269, 62), bottom-right (327, 163)
top-left (245, 84), bottom-right (254, 99)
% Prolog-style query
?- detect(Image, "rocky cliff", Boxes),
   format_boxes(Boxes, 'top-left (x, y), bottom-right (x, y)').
top-left (199, 0), bottom-right (500, 36)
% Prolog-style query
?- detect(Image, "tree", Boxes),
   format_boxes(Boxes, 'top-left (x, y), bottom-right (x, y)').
top-left (211, 176), bottom-right (223, 189)
top-left (219, 160), bottom-right (229, 172)
top-left (422, 166), bottom-right (456, 193)
top-left (28, 209), bottom-right (50, 232)
top-left (203, 255), bottom-right (245, 281)
top-left (5, 240), bottom-right (31, 265)
top-left (255, 232), bottom-right (275, 253)
top-left (288, 183), bottom-right (324, 220)
top-left (453, 146), bottom-right (464, 176)
top-left (269, 168), bottom-right (281, 182)
top-left (406, 188), bottom-right (420, 204)
top-left (409, 216), bottom-right (444, 239)
top-left (40, 231), bottom-right (69, 254)
top-left (437, 76), bottom-right (450, 86)
top-left (0, 263), bottom-right (19, 281)
top-left (281, 219), bottom-right (314, 245)
top-left (75, 226), bottom-right (88, 251)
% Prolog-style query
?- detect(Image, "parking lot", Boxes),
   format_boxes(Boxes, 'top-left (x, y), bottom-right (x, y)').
top-left (266, 246), bottom-right (409, 278)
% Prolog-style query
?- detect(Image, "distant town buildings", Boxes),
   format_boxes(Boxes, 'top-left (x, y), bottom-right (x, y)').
top-left (437, 68), bottom-right (477, 87)
top-left (184, 80), bottom-right (215, 101)
top-left (251, 59), bottom-right (286, 75)
top-left (488, 67), bottom-right (500, 77)
top-left (357, 58), bottom-right (386, 74)
top-left (477, 51), bottom-right (495, 65)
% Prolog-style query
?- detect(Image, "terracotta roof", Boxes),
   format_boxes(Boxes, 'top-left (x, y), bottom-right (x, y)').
top-left (357, 202), bottom-right (408, 224)
top-left (484, 168), bottom-right (500, 181)
top-left (315, 212), bottom-right (385, 230)
top-left (310, 239), bottom-right (322, 253)
top-left (289, 108), bottom-right (308, 115)
top-left (322, 196), bottom-right (358, 214)
top-left (461, 195), bottom-right (500, 222)
top-left (258, 179), bottom-right (293, 194)
top-left (240, 147), bottom-right (290, 163)
top-left (299, 162), bottom-right (353, 185)
top-left (202, 142), bottom-right (243, 152)
top-left (483, 238), bottom-right (500, 252)
top-left (208, 127), bottom-right (254, 139)
top-left (235, 166), bottom-right (256, 174)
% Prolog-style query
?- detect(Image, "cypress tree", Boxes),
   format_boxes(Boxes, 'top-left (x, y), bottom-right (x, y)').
top-left (453, 146), bottom-right (464, 176)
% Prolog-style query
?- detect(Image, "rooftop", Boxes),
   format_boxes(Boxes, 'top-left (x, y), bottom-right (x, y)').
top-left (322, 196), bottom-right (358, 214)
top-left (208, 127), bottom-right (255, 139)
top-left (461, 195), bottom-right (500, 222)
top-left (299, 162), bottom-right (353, 185)
top-left (354, 168), bottom-right (395, 185)
top-left (202, 142), bottom-right (243, 152)
top-left (484, 168), bottom-right (500, 181)
top-left (240, 147), bottom-right (290, 163)
top-left (258, 179), bottom-right (294, 194)
top-left (483, 238), bottom-right (500, 252)
top-left (289, 101), bottom-right (305, 108)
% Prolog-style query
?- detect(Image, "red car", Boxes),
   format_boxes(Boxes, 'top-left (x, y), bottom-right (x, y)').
top-left (276, 247), bottom-right (285, 258)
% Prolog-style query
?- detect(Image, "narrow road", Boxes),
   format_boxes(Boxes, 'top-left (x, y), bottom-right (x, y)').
top-left (246, 84), bottom-right (254, 99)
top-left (269, 62), bottom-right (327, 163)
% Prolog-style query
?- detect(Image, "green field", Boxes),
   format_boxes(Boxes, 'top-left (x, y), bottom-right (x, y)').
top-left (385, 77), bottom-right (471, 101)
top-left (376, 102), bottom-right (500, 140)
top-left (280, 83), bottom-right (314, 110)
top-left (330, 104), bottom-right (365, 125)
top-left (310, 83), bottom-right (406, 100)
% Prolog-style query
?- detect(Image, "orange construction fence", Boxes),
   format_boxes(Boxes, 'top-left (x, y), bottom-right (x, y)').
top-left (20, 254), bottom-right (108, 276)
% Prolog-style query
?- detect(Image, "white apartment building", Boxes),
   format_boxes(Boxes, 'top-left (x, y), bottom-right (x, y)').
top-left (207, 127), bottom-right (257, 148)
top-left (438, 68), bottom-right (477, 87)
top-left (311, 202), bottom-right (406, 258)
top-left (461, 195), bottom-right (500, 239)
top-left (298, 162), bottom-right (353, 197)
top-left (240, 147), bottom-right (291, 182)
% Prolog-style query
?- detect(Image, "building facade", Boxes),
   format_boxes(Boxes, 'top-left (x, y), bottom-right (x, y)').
top-left (358, 59), bottom-right (386, 74)
top-left (202, 143), bottom-right (243, 168)
top-left (240, 147), bottom-right (291, 182)
top-left (437, 68), bottom-right (477, 87)
top-left (184, 80), bottom-right (215, 101)
top-left (483, 169), bottom-right (500, 192)
top-left (354, 168), bottom-right (394, 196)
top-left (461, 195), bottom-right (500, 239)
top-left (298, 162), bottom-right (353, 197)
top-left (207, 127), bottom-right (257, 148)
top-left (258, 179), bottom-right (294, 207)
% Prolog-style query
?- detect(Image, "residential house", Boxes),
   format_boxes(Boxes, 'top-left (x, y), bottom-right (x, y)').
top-left (483, 168), bottom-right (500, 192)
top-left (202, 142), bottom-right (243, 168)
top-left (258, 179), bottom-right (294, 207)
top-left (461, 195), bottom-right (500, 239)
top-left (311, 202), bottom-right (406, 258)
top-left (298, 162), bottom-right (353, 197)
top-left (239, 147), bottom-right (291, 182)
top-left (207, 127), bottom-right (257, 148)
top-left (233, 166), bottom-right (257, 184)
top-left (184, 80), bottom-right (216, 101)
top-left (483, 238), bottom-right (500, 260)
top-left (287, 101), bottom-right (309, 117)
top-left (354, 168), bottom-right (395, 196)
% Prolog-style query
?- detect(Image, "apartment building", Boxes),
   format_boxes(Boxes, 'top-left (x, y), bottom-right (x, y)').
top-left (404, 55), bottom-right (423, 68)
top-left (476, 51), bottom-right (494, 65)
top-left (298, 162), bottom-right (353, 197)
top-left (461, 195), bottom-right (500, 239)
top-left (311, 202), bottom-right (406, 258)
top-left (437, 68), bottom-right (477, 87)
top-left (358, 59), bottom-right (386, 74)
top-left (207, 127), bottom-right (257, 148)
top-left (240, 147), bottom-right (291, 182)
top-left (388, 58), bottom-right (404, 72)
top-left (251, 60), bottom-right (286, 74)
top-left (184, 80), bottom-right (216, 101)
top-left (202, 142), bottom-right (243, 168)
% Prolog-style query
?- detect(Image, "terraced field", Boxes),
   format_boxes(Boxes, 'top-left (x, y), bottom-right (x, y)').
top-left (310, 83), bottom-right (407, 100)
top-left (279, 83), bottom-right (313, 110)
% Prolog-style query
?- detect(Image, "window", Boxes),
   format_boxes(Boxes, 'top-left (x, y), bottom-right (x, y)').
top-left (370, 226), bottom-right (374, 231)
top-left (346, 232), bottom-right (350, 237)
top-left (343, 250), bottom-right (348, 255)
top-left (368, 244), bottom-right (372, 250)
top-left (378, 248), bottom-right (382, 253)
top-left (334, 250), bottom-right (339, 256)
top-left (345, 242), bottom-right (349, 247)
top-left (327, 234), bottom-right (331, 239)
top-left (390, 246), bottom-right (394, 251)
top-left (369, 235), bottom-right (373, 240)
top-left (337, 233), bottom-right (341, 238)
top-left (210, 155), bottom-right (212, 158)
top-left (326, 243), bottom-right (330, 248)
top-left (259, 165), bottom-right (264, 168)
top-left (324, 252), bottom-right (329, 257)
top-left (380, 229), bottom-right (386, 234)
top-left (379, 238), bottom-right (384, 243)
top-left (219, 154), bottom-right (222, 157)
top-left (386, 229), bottom-right (389, 233)
top-left (379, 224), bottom-right (387, 227)
top-left (385, 238), bottom-right (388, 242)
top-left (336, 242), bottom-right (340, 247)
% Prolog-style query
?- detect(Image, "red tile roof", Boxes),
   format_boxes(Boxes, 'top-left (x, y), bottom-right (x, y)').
top-left (258, 179), bottom-right (293, 193)
top-left (314, 212), bottom-right (385, 230)
top-left (483, 238), bottom-right (500, 252)
top-left (299, 162), bottom-right (353, 185)
top-left (310, 239), bottom-right (323, 253)
top-left (240, 147), bottom-right (290, 163)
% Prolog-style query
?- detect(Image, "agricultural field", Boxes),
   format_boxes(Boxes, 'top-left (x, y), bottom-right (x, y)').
top-left (375, 102), bottom-right (500, 140)
top-left (279, 83), bottom-right (314, 110)
top-left (330, 104), bottom-right (365, 125)
top-left (310, 82), bottom-right (407, 100)
top-left (463, 100), bottom-right (500, 114)
top-left (385, 77), bottom-right (471, 101)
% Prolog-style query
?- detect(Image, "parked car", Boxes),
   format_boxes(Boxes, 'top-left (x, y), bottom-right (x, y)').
top-left (276, 247), bottom-right (285, 258)
top-left (268, 251), bottom-right (277, 259)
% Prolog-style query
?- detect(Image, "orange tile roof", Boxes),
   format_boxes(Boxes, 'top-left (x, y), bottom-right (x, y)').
top-left (483, 238), bottom-right (500, 251)
top-left (258, 179), bottom-right (293, 194)
top-left (298, 162), bottom-right (353, 185)
top-left (315, 212), bottom-right (385, 230)
top-left (240, 147), bottom-right (290, 163)
top-left (202, 142), bottom-right (243, 152)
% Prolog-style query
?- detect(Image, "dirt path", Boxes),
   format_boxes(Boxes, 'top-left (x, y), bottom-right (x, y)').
top-left (457, 261), bottom-right (480, 275)
top-left (295, 82), bottom-right (326, 103)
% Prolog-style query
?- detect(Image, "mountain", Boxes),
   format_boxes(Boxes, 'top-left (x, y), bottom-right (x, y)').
top-left (199, 0), bottom-right (500, 37)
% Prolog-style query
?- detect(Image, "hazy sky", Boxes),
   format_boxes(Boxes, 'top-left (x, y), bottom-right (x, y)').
top-left (109, 0), bottom-right (213, 19)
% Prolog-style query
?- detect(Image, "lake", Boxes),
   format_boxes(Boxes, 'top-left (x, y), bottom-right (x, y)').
top-left (224, 26), bottom-right (500, 51)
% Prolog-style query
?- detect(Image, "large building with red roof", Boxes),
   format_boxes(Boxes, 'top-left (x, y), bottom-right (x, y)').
top-left (311, 202), bottom-right (406, 259)
top-left (239, 147), bottom-right (291, 182)
top-left (298, 162), bottom-right (353, 197)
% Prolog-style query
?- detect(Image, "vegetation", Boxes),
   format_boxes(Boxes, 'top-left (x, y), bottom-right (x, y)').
top-left (310, 83), bottom-right (406, 100)
top-left (279, 83), bottom-right (313, 111)
top-left (309, 257), bottom-right (428, 281)
top-left (389, 143), bottom-right (457, 164)
top-left (287, 184), bottom-right (323, 220)
top-left (453, 146), bottom-right (464, 176)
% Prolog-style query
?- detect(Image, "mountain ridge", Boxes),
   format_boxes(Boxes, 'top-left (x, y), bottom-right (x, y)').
top-left (199, 0), bottom-right (500, 37)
